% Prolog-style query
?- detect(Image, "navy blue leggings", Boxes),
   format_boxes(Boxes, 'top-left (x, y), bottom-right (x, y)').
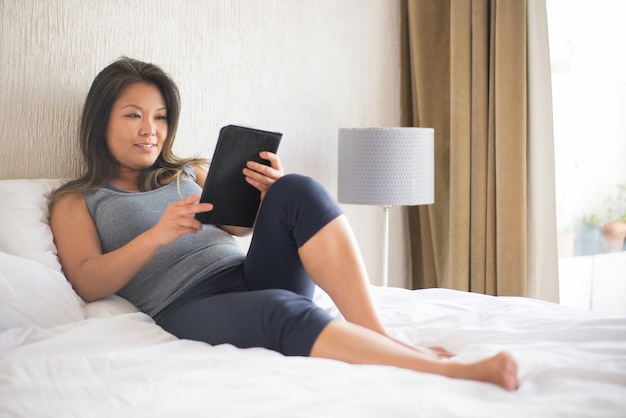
top-left (154, 174), bottom-right (342, 356)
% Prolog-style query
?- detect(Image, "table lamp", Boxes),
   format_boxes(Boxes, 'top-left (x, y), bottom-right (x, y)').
top-left (338, 127), bottom-right (435, 286)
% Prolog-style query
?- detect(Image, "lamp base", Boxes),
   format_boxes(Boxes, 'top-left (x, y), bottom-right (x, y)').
top-left (382, 205), bottom-right (391, 287)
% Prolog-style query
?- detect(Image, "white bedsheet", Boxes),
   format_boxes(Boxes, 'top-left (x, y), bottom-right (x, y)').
top-left (2, 286), bottom-right (625, 418)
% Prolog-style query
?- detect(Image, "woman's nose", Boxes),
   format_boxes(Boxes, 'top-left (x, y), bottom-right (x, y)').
top-left (139, 119), bottom-right (156, 136)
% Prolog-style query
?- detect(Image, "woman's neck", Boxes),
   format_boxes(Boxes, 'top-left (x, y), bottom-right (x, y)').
top-left (111, 169), bottom-right (142, 192)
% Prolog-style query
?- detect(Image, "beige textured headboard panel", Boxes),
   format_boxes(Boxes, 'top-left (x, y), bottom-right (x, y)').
top-left (0, 0), bottom-right (411, 287)
top-left (0, 0), bottom-right (408, 180)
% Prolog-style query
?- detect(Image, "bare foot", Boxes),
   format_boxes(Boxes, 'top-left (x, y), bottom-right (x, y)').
top-left (387, 334), bottom-right (454, 359)
top-left (476, 352), bottom-right (519, 391)
top-left (426, 346), bottom-right (454, 359)
top-left (413, 345), bottom-right (454, 359)
top-left (451, 352), bottom-right (519, 391)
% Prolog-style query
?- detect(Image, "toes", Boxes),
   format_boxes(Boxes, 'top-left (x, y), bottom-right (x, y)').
top-left (500, 353), bottom-right (519, 391)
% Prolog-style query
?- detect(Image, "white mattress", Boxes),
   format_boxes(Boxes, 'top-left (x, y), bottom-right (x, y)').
top-left (2, 286), bottom-right (625, 417)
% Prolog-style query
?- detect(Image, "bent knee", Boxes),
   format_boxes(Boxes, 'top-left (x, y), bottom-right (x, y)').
top-left (270, 174), bottom-right (320, 196)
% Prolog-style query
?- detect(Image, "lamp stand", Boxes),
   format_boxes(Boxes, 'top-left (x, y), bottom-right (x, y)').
top-left (381, 205), bottom-right (391, 287)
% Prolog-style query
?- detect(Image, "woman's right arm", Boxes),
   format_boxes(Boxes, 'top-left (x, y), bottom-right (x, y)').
top-left (50, 193), bottom-right (212, 302)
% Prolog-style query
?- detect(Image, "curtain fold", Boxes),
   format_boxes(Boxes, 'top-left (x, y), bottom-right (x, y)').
top-left (406, 0), bottom-right (451, 289)
top-left (406, 0), bottom-right (556, 297)
top-left (526, 0), bottom-right (559, 302)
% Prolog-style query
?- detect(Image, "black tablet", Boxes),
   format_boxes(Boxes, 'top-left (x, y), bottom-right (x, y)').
top-left (195, 125), bottom-right (282, 227)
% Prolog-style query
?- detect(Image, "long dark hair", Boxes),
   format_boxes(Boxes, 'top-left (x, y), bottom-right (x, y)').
top-left (53, 57), bottom-right (206, 201)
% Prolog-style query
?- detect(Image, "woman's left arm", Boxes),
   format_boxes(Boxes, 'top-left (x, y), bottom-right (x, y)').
top-left (192, 152), bottom-right (283, 237)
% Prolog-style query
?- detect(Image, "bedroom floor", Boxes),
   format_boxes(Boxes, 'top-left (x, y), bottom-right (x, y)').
top-left (559, 250), bottom-right (626, 314)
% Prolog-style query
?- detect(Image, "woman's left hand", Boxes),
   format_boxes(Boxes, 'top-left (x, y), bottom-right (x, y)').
top-left (243, 151), bottom-right (284, 201)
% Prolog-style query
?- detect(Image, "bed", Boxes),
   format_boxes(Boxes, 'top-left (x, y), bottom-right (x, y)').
top-left (1, 179), bottom-right (625, 418)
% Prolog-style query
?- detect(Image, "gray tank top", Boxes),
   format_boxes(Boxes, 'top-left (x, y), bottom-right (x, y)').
top-left (85, 167), bottom-right (245, 316)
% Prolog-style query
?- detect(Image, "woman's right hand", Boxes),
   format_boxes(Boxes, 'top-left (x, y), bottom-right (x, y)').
top-left (149, 194), bottom-right (213, 246)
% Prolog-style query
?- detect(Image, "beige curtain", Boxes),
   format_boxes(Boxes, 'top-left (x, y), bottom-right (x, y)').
top-left (406, 0), bottom-right (550, 297)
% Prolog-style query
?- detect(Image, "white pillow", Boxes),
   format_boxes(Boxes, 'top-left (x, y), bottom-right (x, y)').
top-left (0, 251), bottom-right (84, 331)
top-left (0, 274), bottom-right (17, 305)
top-left (83, 295), bottom-right (140, 319)
top-left (0, 178), bottom-right (66, 271)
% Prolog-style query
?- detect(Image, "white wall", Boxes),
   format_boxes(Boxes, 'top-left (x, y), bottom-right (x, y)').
top-left (0, 0), bottom-right (412, 287)
top-left (559, 251), bottom-right (626, 314)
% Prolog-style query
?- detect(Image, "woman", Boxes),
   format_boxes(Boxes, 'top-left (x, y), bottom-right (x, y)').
top-left (50, 57), bottom-right (518, 390)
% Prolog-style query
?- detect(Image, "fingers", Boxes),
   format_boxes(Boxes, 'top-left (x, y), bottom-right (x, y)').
top-left (176, 194), bottom-right (213, 215)
top-left (247, 152), bottom-right (283, 177)
top-left (155, 194), bottom-right (213, 242)
top-left (175, 194), bottom-right (213, 232)
top-left (243, 152), bottom-right (284, 194)
top-left (262, 151), bottom-right (283, 173)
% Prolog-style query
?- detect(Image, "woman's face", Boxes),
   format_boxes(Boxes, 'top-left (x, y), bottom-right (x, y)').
top-left (105, 82), bottom-right (168, 175)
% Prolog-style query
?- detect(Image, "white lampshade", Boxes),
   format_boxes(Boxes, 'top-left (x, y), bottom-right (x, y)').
top-left (338, 127), bottom-right (435, 206)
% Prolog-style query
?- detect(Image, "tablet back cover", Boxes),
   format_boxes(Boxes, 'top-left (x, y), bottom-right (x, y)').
top-left (196, 125), bottom-right (282, 227)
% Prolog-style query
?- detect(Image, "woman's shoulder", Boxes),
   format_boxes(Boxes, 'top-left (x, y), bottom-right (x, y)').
top-left (51, 177), bottom-right (105, 206)
top-left (183, 164), bottom-right (196, 179)
top-left (188, 164), bottom-right (208, 188)
top-left (50, 191), bottom-right (89, 221)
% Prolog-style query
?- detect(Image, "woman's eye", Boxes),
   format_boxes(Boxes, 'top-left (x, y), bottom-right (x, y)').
top-left (125, 113), bottom-right (140, 119)
top-left (156, 115), bottom-right (167, 121)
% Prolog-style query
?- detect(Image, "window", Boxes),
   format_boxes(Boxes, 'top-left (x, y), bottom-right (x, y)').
top-left (547, 0), bottom-right (626, 313)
